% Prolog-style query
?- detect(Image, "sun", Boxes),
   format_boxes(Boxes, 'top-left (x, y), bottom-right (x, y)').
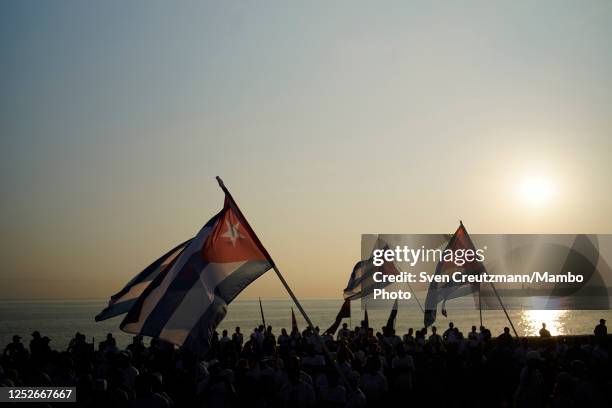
top-left (520, 176), bottom-right (555, 205)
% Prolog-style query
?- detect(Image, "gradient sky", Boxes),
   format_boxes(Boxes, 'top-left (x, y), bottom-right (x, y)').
top-left (1, 1), bottom-right (612, 300)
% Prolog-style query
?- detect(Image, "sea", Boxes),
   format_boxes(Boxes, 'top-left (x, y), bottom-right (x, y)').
top-left (1, 299), bottom-right (611, 350)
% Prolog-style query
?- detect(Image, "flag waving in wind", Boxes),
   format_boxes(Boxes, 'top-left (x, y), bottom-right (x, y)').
top-left (385, 299), bottom-right (399, 331)
top-left (120, 193), bottom-right (273, 354)
top-left (95, 239), bottom-right (193, 321)
top-left (324, 299), bottom-right (351, 335)
top-left (343, 237), bottom-right (399, 301)
top-left (424, 222), bottom-right (485, 327)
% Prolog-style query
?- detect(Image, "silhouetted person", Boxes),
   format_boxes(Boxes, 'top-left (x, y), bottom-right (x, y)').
top-left (479, 325), bottom-right (492, 342)
top-left (338, 323), bottom-right (351, 340)
top-left (99, 332), bottom-right (118, 353)
top-left (68, 331), bottom-right (92, 362)
top-left (539, 323), bottom-right (551, 338)
top-left (403, 327), bottom-right (414, 344)
top-left (3, 335), bottom-right (27, 362)
top-left (232, 326), bottom-right (244, 349)
top-left (443, 322), bottom-right (455, 341)
top-left (429, 326), bottom-right (441, 343)
top-left (220, 329), bottom-right (231, 346)
top-left (127, 335), bottom-right (145, 362)
top-left (594, 318), bottom-right (607, 338)
top-left (497, 327), bottom-right (514, 349)
top-left (263, 326), bottom-right (276, 356)
top-left (29, 331), bottom-right (44, 361)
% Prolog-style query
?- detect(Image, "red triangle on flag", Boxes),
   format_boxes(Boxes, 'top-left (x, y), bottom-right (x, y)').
top-left (201, 199), bottom-right (269, 263)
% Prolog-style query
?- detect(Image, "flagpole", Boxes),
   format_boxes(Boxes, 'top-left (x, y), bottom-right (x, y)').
top-left (460, 221), bottom-right (517, 337)
top-left (406, 280), bottom-right (424, 314)
top-left (489, 281), bottom-right (519, 338)
top-left (215, 176), bottom-right (356, 394)
top-left (477, 260), bottom-right (519, 338)
top-left (478, 283), bottom-right (483, 328)
top-left (259, 297), bottom-right (267, 328)
top-left (272, 263), bottom-right (356, 391)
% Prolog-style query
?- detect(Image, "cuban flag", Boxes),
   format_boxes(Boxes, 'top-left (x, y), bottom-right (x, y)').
top-left (343, 237), bottom-right (398, 300)
top-left (95, 239), bottom-right (193, 321)
top-left (120, 193), bottom-right (273, 354)
top-left (424, 222), bottom-right (485, 327)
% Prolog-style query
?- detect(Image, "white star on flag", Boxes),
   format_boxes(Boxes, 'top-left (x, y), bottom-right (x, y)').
top-left (222, 220), bottom-right (245, 246)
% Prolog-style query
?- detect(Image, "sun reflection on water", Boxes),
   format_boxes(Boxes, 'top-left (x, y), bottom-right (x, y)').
top-left (520, 310), bottom-right (568, 336)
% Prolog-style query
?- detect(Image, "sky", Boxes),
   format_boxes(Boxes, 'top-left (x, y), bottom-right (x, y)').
top-left (1, 1), bottom-right (612, 300)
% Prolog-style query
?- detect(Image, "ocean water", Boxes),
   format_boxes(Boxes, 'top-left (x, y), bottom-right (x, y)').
top-left (1, 299), bottom-right (611, 350)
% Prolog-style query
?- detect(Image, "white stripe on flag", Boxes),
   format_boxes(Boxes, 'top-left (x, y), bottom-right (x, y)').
top-left (159, 261), bottom-right (247, 344)
top-left (123, 225), bottom-right (214, 333)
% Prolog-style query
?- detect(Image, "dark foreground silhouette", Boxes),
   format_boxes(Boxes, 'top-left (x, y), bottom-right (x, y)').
top-left (1, 319), bottom-right (611, 407)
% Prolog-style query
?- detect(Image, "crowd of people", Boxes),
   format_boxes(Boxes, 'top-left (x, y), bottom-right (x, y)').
top-left (1, 318), bottom-right (610, 407)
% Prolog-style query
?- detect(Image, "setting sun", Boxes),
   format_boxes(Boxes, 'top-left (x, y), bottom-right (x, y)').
top-left (520, 176), bottom-right (556, 206)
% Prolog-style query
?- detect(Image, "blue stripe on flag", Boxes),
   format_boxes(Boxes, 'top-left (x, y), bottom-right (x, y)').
top-left (120, 212), bottom-right (222, 331)
top-left (180, 260), bottom-right (271, 354)
top-left (95, 238), bottom-right (192, 321)
top-left (140, 252), bottom-right (210, 337)
top-left (215, 259), bottom-right (272, 303)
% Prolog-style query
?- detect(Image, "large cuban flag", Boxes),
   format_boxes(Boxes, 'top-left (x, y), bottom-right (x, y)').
top-left (120, 193), bottom-right (273, 354)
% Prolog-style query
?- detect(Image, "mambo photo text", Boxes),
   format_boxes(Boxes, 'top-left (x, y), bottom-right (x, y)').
top-left (372, 271), bottom-right (584, 299)
top-left (370, 246), bottom-right (584, 300)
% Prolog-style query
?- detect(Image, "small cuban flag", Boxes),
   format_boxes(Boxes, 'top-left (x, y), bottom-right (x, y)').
top-left (424, 221), bottom-right (485, 327)
top-left (120, 191), bottom-right (273, 354)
